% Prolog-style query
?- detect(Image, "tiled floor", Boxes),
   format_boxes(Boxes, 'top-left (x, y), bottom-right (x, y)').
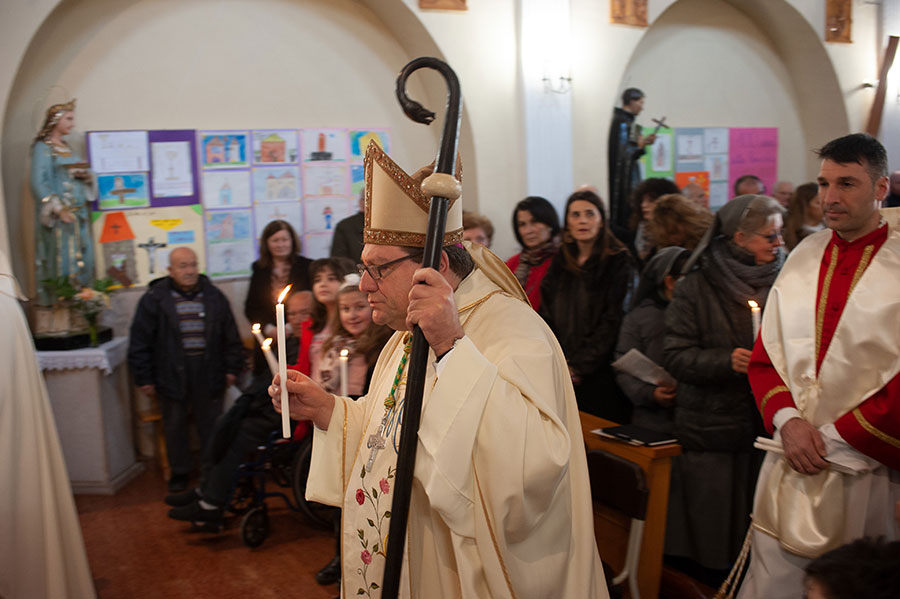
top-left (75, 462), bottom-right (338, 599)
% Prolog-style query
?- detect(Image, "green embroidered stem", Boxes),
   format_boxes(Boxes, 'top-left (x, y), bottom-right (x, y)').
top-left (383, 335), bottom-right (412, 410)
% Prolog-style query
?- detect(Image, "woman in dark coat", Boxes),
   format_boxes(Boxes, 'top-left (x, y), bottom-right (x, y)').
top-left (663, 194), bottom-right (786, 582)
top-left (540, 189), bottom-right (635, 421)
top-left (244, 220), bottom-right (312, 373)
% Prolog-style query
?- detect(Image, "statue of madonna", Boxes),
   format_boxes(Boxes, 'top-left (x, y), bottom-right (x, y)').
top-left (30, 99), bottom-right (96, 305)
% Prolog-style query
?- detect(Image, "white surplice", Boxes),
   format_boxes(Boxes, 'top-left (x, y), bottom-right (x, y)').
top-left (307, 266), bottom-right (608, 599)
top-left (0, 251), bottom-right (96, 599)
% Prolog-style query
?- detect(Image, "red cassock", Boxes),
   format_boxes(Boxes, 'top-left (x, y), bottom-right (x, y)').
top-left (749, 224), bottom-right (900, 472)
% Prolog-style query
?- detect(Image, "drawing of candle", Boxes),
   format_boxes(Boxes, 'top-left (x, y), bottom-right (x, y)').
top-left (310, 132), bottom-right (333, 161)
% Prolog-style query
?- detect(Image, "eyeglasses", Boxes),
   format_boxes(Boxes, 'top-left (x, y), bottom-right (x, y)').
top-left (356, 252), bottom-right (422, 281)
top-left (753, 231), bottom-right (783, 244)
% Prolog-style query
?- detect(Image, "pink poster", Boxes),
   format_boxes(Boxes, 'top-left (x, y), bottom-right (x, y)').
top-left (728, 128), bottom-right (778, 199)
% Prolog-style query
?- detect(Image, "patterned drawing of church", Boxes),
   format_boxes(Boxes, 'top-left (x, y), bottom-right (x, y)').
top-left (260, 133), bottom-right (286, 163)
top-left (98, 211), bottom-right (137, 284)
top-left (265, 171), bottom-right (297, 200)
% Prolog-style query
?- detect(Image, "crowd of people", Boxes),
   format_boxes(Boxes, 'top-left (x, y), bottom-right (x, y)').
top-left (123, 130), bottom-right (898, 598)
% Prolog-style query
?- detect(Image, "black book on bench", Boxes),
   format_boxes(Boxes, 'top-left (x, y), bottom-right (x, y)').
top-left (594, 424), bottom-right (678, 447)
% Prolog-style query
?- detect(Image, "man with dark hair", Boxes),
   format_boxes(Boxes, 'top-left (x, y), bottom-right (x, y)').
top-left (608, 87), bottom-right (656, 242)
top-left (330, 191), bottom-right (365, 263)
top-left (128, 247), bottom-right (244, 492)
top-left (884, 170), bottom-right (900, 208)
top-left (733, 174), bottom-right (765, 197)
top-left (738, 133), bottom-right (899, 598)
top-left (271, 142), bottom-right (608, 598)
top-left (804, 538), bottom-right (900, 599)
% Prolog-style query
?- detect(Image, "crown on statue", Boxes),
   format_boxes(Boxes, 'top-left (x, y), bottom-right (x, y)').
top-left (363, 141), bottom-right (463, 247)
top-left (47, 99), bottom-right (76, 120)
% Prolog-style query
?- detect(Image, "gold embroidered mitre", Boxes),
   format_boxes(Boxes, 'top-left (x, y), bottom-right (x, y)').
top-left (363, 141), bottom-right (463, 247)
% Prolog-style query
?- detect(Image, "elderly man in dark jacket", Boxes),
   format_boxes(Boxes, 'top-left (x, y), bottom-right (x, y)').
top-left (128, 247), bottom-right (244, 492)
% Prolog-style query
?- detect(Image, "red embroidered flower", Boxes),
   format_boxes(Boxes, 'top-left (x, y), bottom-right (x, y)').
top-left (361, 549), bottom-right (372, 565)
top-left (379, 478), bottom-right (390, 494)
top-left (356, 488), bottom-right (365, 505)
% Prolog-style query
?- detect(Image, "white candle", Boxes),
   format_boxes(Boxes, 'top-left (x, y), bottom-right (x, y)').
top-left (251, 323), bottom-right (266, 347)
top-left (339, 348), bottom-right (350, 397)
top-left (260, 338), bottom-right (279, 376)
top-left (276, 285), bottom-right (292, 438)
top-left (748, 300), bottom-right (761, 340)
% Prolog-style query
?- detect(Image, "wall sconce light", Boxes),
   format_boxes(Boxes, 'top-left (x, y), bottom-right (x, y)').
top-left (542, 74), bottom-right (572, 94)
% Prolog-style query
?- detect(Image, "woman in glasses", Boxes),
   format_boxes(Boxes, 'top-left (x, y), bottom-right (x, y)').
top-left (662, 194), bottom-right (785, 586)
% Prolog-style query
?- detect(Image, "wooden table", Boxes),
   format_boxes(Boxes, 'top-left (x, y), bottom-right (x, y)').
top-left (580, 412), bottom-right (681, 599)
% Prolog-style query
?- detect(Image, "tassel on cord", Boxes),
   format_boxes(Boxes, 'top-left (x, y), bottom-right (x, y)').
top-left (714, 523), bottom-right (754, 599)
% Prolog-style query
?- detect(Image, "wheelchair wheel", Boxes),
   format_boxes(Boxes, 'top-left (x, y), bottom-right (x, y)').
top-left (228, 475), bottom-right (257, 515)
top-left (292, 435), bottom-right (338, 529)
top-left (240, 506), bottom-right (269, 548)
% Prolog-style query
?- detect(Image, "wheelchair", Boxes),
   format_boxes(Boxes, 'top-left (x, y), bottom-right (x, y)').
top-left (225, 424), bottom-right (337, 548)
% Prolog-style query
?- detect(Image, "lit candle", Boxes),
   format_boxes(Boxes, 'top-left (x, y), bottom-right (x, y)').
top-left (339, 348), bottom-right (350, 397)
top-left (260, 338), bottom-right (279, 376)
top-left (251, 323), bottom-right (266, 347)
top-left (748, 300), bottom-right (761, 340)
top-left (276, 285), bottom-right (292, 438)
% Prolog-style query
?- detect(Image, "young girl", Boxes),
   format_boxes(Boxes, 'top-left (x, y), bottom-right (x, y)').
top-left (317, 274), bottom-right (391, 398)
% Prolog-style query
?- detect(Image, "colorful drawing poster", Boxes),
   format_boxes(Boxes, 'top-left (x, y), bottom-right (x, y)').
top-left (252, 166), bottom-right (300, 202)
top-left (91, 205), bottom-right (205, 287)
top-left (303, 165), bottom-right (348, 196)
top-left (705, 154), bottom-right (729, 183)
top-left (675, 128), bottom-right (705, 171)
top-left (97, 173), bottom-right (150, 210)
top-left (640, 126), bottom-right (674, 179)
top-left (300, 128), bottom-right (348, 162)
top-left (252, 129), bottom-right (299, 165)
top-left (304, 196), bottom-right (352, 233)
top-left (201, 170), bottom-right (252, 209)
top-left (728, 128), bottom-right (778, 196)
top-left (350, 165), bottom-right (365, 198)
top-left (87, 130), bottom-right (149, 173)
top-left (199, 131), bottom-right (249, 169)
top-left (349, 129), bottom-right (389, 162)
top-left (675, 171), bottom-right (710, 194)
top-left (205, 209), bottom-right (254, 278)
top-left (303, 232), bottom-right (334, 260)
top-left (254, 201), bottom-right (303, 240)
top-left (148, 130), bottom-right (199, 206)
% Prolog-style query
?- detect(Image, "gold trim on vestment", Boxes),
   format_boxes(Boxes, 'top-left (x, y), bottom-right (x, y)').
top-left (474, 465), bottom-right (517, 599)
top-left (815, 246), bottom-right (839, 364)
top-left (759, 385), bottom-right (790, 413)
top-left (852, 408), bottom-right (900, 449)
top-left (847, 245), bottom-right (874, 297)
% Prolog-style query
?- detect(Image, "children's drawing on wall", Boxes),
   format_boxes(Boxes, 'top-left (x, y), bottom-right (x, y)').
top-left (304, 196), bottom-right (352, 234)
top-left (303, 164), bottom-right (348, 196)
top-left (705, 154), bottom-right (729, 183)
top-left (349, 129), bottom-right (390, 162)
top-left (150, 140), bottom-right (194, 198)
top-left (254, 202), bottom-right (303, 242)
top-left (703, 128), bottom-right (729, 155)
top-left (200, 131), bottom-right (249, 169)
top-left (301, 128), bottom-right (348, 162)
top-left (88, 130), bottom-right (149, 173)
top-left (92, 206), bottom-right (204, 287)
top-left (252, 129), bottom-right (299, 165)
top-left (201, 169), bottom-right (251, 209)
top-left (97, 173), bottom-right (150, 210)
top-left (206, 209), bottom-right (253, 278)
top-left (252, 166), bottom-right (300, 202)
top-left (350, 164), bottom-right (365, 198)
top-left (676, 132), bottom-right (704, 164)
top-left (302, 232), bottom-right (334, 260)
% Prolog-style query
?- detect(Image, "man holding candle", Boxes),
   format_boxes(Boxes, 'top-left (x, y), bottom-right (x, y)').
top-left (271, 143), bottom-right (607, 598)
top-left (738, 134), bottom-right (900, 599)
top-left (128, 247), bottom-right (244, 493)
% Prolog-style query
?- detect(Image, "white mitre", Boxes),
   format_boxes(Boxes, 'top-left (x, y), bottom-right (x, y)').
top-left (363, 140), bottom-right (463, 247)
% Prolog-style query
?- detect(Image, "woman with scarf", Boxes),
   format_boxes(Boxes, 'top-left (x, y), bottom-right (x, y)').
top-left (662, 194), bottom-right (785, 586)
top-left (505, 196), bottom-right (560, 311)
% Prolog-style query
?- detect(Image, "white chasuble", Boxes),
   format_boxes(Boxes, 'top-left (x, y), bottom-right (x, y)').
top-left (307, 267), bottom-right (608, 599)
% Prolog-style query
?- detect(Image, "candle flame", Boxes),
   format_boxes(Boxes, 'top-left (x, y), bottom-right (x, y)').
top-left (340, 348), bottom-right (350, 358)
top-left (262, 338), bottom-right (273, 349)
top-left (252, 323), bottom-right (261, 332)
top-left (277, 284), bottom-right (292, 304)
top-left (748, 300), bottom-right (759, 309)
